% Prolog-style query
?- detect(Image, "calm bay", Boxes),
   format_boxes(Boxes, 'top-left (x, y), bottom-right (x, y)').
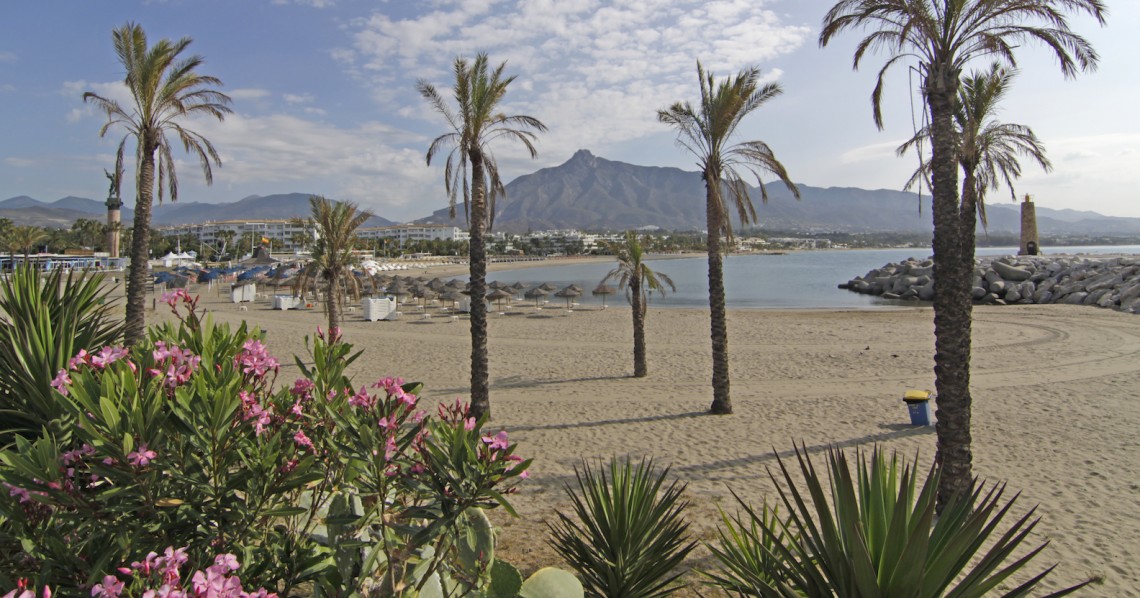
top-left (479, 246), bottom-right (1140, 309)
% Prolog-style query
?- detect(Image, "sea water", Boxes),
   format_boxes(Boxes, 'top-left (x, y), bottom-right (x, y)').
top-left (479, 246), bottom-right (1140, 310)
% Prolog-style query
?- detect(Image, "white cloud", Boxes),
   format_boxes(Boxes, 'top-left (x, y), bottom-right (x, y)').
top-left (283, 92), bottom-right (314, 104)
top-left (185, 112), bottom-right (441, 219)
top-left (341, 0), bottom-right (811, 182)
top-left (228, 88), bottom-right (272, 100)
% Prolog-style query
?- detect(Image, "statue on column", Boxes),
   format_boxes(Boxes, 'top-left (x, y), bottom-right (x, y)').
top-left (105, 168), bottom-right (123, 258)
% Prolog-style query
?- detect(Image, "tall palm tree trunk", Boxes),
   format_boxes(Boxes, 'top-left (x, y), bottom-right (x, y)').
top-left (468, 155), bottom-right (491, 421)
top-left (327, 275), bottom-right (342, 334)
top-left (926, 68), bottom-right (974, 509)
top-left (960, 176), bottom-right (979, 285)
top-left (631, 275), bottom-right (647, 377)
top-left (124, 148), bottom-right (156, 346)
top-left (706, 182), bottom-right (732, 414)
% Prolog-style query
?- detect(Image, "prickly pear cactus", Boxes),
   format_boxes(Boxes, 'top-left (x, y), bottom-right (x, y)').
top-left (518, 567), bottom-right (585, 598)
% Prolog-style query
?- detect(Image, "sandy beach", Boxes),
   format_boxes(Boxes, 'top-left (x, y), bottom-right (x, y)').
top-left (151, 276), bottom-right (1140, 595)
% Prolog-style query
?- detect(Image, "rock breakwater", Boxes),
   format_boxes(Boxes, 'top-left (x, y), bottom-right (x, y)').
top-left (840, 254), bottom-right (1140, 313)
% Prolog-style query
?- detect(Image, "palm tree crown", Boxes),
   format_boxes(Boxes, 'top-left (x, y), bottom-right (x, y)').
top-left (900, 63), bottom-right (1052, 228)
top-left (84, 23), bottom-right (232, 205)
top-left (294, 196), bottom-right (372, 335)
top-left (418, 53), bottom-right (547, 228)
top-left (659, 61), bottom-right (798, 415)
top-left (820, 0), bottom-right (1105, 130)
top-left (658, 62), bottom-right (800, 240)
top-left (84, 22), bottom-right (231, 345)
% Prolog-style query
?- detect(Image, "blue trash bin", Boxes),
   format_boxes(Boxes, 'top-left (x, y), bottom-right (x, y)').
top-left (903, 390), bottom-right (934, 426)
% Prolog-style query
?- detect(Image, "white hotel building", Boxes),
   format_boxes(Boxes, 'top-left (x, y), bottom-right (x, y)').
top-left (159, 220), bottom-right (469, 251)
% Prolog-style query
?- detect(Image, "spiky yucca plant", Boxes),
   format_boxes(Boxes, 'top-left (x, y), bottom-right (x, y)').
top-left (548, 457), bottom-right (696, 598)
top-left (707, 445), bottom-right (1091, 597)
top-left (0, 266), bottom-right (121, 444)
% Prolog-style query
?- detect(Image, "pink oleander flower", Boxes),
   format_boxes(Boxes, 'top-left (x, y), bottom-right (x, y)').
top-left (463, 417), bottom-right (476, 431)
top-left (213, 554), bottom-right (240, 573)
top-left (482, 431), bottom-right (510, 451)
top-left (392, 387), bottom-right (417, 408)
top-left (290, 378), bottom-right (314, 398)
top-left (6, 484), bottom-right (31, 504)
top-left (50, 369), bottom-right (71, 396)
top-left (128, 444), bottom-right (158, 468)
top-left (348, 386), bottom-right (373, 408)
top-left (91, 575), bottom-right (124, 598)
top-left (90, 346), bottom-right (130, 370)
top-left (69, 349), bottom-right (90, 370)
top-left (384, 435), bottom-right (398, 462)
top-left (160, 289), bottom-right (190, 309)
top-left (149, 342), bottom-right (201, 388)
top-left (293, 430), bottom-right (313, 451)
top-left (373, 376), bottom-right (405, 395)
top-left (236, 339), bottom-right (279, 378)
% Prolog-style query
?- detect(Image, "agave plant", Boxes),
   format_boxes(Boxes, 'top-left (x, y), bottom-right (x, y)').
top-left (547, 457), bottom-right (696, 598)
top-left (707, 445), bottom-right (1091, 597)
top-left (0, 265), bottom-right (121, 444)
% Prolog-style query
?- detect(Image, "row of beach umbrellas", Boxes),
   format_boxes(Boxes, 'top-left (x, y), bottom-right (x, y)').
top-left (155, 265), bottom-right (621, 310)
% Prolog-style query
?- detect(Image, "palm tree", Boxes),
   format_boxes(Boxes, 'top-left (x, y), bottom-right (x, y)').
top-left (658, 62), bottom-right (799, 415)
top-left (821, 0), bottom-right (1105, 507)
top-left (291, 196), bottom-right (371, 335)
top-left (900, 63), bottom-right (1052, 270)
top-left (601, 232), bottom-right (675, 378)
top-left (215, 229), bottom-right (237, 258)
top-left (84, 22), bottom-right (232, 345)
top-left (418, 53), bottom-right (547, 421)
top-left (7, 225), bottom-right (47, 263)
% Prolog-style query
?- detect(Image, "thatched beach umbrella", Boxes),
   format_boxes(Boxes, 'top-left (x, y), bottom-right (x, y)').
top-left (416, 287), bottom-right (438, 308)
top-left (524, 286), bottom-right (549, 308)
top-left (538, 282), bottom-right (559, 292)
top-left (553, 286), bottom-right (581, 310)
top-left (440, 289), bottom-right (464, 310)
top-left (486, 288), bottom-right (513, 311)
top-left (592, 283), bottom-right (617, 308)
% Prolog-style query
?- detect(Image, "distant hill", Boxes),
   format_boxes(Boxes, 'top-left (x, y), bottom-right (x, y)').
top-left (149, 193), bottom-right (395, 227)
top-left (5, 156), bottom-right (1139, 236)
top-left (0, 193), bottom-right (394, 228)
top-left (414, 149), bottom-right (1140, 236)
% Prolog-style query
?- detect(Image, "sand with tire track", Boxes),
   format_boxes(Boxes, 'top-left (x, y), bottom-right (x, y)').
top-left (153, 285), bottom-right (1140, 595)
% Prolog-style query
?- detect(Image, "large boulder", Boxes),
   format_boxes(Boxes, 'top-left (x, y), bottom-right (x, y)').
top-left (992, 260), bottom-right (1033, 281)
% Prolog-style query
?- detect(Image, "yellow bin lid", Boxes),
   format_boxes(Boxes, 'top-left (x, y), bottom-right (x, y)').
top-left (904, 389), bottom-right (932, 401)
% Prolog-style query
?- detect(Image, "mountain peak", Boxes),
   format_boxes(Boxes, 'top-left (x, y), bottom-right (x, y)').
top-left (568, 149), bottom-right (597, 166)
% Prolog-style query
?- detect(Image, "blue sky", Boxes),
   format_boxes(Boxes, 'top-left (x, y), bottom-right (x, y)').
top-left (2, 0), bottom-right (1137, 223)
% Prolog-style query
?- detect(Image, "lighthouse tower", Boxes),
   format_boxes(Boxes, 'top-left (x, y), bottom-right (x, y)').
top-left (104, 170), bottom-right (122, 258)
top-left (1019, 194), bottom-right (1039, 256)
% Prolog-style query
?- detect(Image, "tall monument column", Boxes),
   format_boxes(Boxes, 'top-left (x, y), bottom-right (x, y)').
top-left (1019, 194), bottom-right (1039, 255)
top-left (104, 169), bottom-right (123, 259)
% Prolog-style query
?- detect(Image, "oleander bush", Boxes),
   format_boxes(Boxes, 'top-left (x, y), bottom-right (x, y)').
top-left (0, 290), bottom-right (535, 597)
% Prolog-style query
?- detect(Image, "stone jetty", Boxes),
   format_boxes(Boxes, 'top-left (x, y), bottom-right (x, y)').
top-left (840, 254), bottom-right (1140, 313)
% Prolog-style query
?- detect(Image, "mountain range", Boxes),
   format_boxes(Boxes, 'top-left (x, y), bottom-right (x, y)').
top-left (5, 150), bottom-right (1140, 237)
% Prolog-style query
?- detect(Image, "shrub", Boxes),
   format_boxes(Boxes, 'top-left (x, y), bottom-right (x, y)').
top-left (706, 445), bottom-right (1092, 597)
top-left (0, 265), bottom-right (121, 445)
top-left (0, 291), bottom-right (530, 596)
top-left (547, 457), bottom-right (695, 598)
